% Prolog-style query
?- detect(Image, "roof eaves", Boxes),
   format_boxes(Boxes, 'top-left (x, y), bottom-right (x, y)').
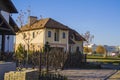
top-left (0, 0), bottom-right (18, 13)
top-left (0, 13), bottom-right (15, 35)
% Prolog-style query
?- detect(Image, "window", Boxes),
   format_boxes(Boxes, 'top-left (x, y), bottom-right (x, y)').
top-left (54, 32), bottom-right (57, 41)
top-left (76, 46), bottom-right (80, 52)
top-left (48, 31), bottom-right (51, 37)
top-left (71, 34), bottom-right (74, 39)
top-left (54, 29), bottom-right (59, 41)
top-left (33, 32), bottom-right (35, 38)
top-left (23, 33), bottom-right (26, 39)
top-left (63, 32), bottom-right (66, 39)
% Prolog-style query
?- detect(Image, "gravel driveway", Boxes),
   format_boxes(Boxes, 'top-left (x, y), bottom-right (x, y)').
top-left (59, 69), bottom-right (116, 80)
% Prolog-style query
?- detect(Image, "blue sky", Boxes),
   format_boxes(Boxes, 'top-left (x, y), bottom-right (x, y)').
top-left (12, 0), bottom-right (120, 46)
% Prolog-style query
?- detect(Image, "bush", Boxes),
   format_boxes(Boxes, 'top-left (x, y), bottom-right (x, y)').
top-left (14, 44), bottom-right (26, 67)
top-left (92, 53), bottom-right (103, 57)
top-left (63, 52), bottom-right (85, 68)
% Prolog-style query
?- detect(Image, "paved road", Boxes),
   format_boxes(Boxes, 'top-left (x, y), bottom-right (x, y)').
top-left (59, 69), bottom-right (116, 80)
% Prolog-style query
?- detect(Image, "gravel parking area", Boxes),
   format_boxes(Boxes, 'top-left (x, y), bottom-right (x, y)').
top-left (59, 69), bottom-right (116, 80)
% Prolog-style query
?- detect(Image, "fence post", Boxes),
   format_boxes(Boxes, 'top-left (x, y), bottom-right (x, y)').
top-left (39, 52), bottom-right (42, 79)
top-left (84, 54), bottom-right (87, 63)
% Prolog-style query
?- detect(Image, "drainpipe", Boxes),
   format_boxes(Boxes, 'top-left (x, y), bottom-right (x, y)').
top-left (67, 31), bottom-right (69, 52)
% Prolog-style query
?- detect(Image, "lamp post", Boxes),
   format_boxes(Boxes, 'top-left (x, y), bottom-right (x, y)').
top-left (7, 35), bottom-right (9, 53)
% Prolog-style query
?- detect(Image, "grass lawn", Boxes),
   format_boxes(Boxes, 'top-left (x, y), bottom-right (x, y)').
top-left (87, 55), bottom-right (120, 60)
top-left (109, 71), bottom-right (120, 79)
top-left (87, 55), bottom-right (120, 64)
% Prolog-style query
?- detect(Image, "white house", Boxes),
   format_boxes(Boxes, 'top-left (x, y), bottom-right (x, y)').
top-left (15, 17), bottom-right (86, 53)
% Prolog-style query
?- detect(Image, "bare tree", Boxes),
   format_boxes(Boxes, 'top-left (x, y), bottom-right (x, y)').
top-left (16, 9), bottom-right (42, 67)
top-left (82, 31), bottom-right (94, 46)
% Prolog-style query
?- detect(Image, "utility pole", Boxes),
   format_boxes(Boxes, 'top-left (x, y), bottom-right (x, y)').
top-left (7, 35), bottom-right (9, 53)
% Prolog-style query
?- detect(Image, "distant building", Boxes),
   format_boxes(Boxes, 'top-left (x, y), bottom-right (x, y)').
top-left (87, 44), bottom-right (97, 52)
top-left (104, 45), bottom-right (119, 56)
top-left (15, 17), bottom-right (85, 53)
top-left (84, 44), bottom-right (97, 54)
top-left (117, 46), bottom-right (120, 53)
top-left (104, 45), bottom-right (116, 53)
top-left (84, 43), bottom-right (119, 56)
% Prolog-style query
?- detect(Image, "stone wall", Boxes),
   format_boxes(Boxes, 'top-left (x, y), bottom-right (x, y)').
top-left (4, 69), bottom-right (39, 80)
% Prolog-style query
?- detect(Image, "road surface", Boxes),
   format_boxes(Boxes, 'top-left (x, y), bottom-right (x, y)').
top-left (59, 69), bottom-right (116, 80)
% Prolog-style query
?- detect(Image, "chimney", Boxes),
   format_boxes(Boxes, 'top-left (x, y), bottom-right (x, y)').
top-left (28, 16), bottom-right (37, 25)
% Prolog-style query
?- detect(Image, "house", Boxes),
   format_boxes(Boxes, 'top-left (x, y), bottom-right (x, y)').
top-left (117, 46), bottom-right (120, 53)
top-left (104, 45), bottom-right (119, 56)
top-left (15, 16), bottom-right (85, 53)
top-left (69, 28), bottom-right (86, 53)
top-left (88, 44), bottom-right (97, 51)
top-left (0, 0), bottom-right (18, 59)
top-left (84, 44), bottom-right (97, 54)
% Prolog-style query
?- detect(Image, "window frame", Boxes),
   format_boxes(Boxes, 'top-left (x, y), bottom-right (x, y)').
top-left (23, 33), bottom-right (26, 39)
top-left (54, 29), bottom-right (59, 41)
top-left (48, 31), bottom-right (51, 37)
top-left (62, 32), bottom-right (66, 39)
top-left (33, 32), bottom-right (35, 38)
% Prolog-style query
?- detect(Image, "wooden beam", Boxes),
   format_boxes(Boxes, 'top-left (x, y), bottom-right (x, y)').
top-left (0, 27), bottom-right (11, 31)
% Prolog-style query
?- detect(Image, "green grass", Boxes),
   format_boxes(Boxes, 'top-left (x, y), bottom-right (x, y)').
top-left (87, 55), bottom-right (120, 59)
top-left (109, 71), bottom-right (120, 79)
top-left (87, 55), bottom-right (120, 64)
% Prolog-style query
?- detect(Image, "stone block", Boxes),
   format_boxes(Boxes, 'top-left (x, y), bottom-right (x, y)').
top-left (4, 69), bottom-right (39, 80)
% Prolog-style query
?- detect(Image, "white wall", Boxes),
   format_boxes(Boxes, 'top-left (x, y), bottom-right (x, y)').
top-left (15, 29), bottom-right (45, 51)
